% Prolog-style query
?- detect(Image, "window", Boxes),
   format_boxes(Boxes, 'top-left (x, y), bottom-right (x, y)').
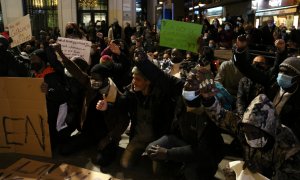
top-left (77, 0), bottom-right (108, 28)
top-left (23, 0), bottom-right (58, 38)
top-left (78, 0), bottom-right (108, 10)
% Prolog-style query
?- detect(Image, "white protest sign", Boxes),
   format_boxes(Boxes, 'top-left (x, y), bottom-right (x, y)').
top-left (8, 14), bottom-right (32, 48)
top-left (57, 37), bottom-right (92, 64)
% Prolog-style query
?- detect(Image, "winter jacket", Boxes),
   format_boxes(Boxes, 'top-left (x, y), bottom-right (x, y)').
top-left (124, 59), bottom-right (184, 140)
top-left (167, 97), bottom-right (224, 165)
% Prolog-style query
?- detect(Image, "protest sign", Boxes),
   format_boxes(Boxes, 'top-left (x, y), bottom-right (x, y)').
top-left (57, 37), bottom-right (92, 64)
top-left (0, 158), bottom-right (54, 179)
top-left (8, 14), bottom-right (32, 48)
top-left (0, 78), bottom-right (51, 158)
top-left (42, 163), bottom-right (112, 180)
top-left (159, 19), bottom-right (202, 53)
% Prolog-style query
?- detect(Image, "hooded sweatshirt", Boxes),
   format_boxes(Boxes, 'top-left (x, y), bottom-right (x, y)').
top-left (203, 94), bottom-right (300, 179)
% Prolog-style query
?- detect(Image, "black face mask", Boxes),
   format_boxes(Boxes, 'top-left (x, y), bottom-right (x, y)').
top-left (66, 28), bottom-right (75, 34)
top-left (252, 63), bottom-right (267, 71)
top-left (171, 56), bottom-right (182, 64)
top-left (31, 62), bottom-right (43, 72)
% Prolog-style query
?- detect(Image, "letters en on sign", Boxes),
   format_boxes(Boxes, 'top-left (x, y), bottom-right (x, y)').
top-left (159, 19), bottom-right (203, 53)
top-left (8, 14), bottom-right (32, 48)
top-left (0, 77), bottom-right (52, 158)
top-left (57, 37), bottom-right (92, 64)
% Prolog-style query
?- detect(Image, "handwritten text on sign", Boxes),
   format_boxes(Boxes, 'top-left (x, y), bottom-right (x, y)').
top-left (159, 20), bottom-right (203, 53)
top-left (0, 78), bottom-right (51, 158)
top-left (8, 14), bottom-right (32, 48)
top-left (57, 37), bottom-right (92, 64)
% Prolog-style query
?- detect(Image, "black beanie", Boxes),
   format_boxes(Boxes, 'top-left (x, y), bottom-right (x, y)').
top-left (280, 57), bottom-right (300, 75)
top-left (90, 64), bottom-right (110, 78)
top-left (134, 58), bottom-right (161, 83)
top-left (31, 49), bottom-right (48, 63)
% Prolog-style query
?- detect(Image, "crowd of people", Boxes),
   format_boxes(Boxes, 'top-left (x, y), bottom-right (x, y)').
top-left (1, 16), bottom-right (300, 179)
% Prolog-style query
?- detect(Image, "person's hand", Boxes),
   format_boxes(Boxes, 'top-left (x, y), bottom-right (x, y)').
top-left (96, 94), bottom-right (108, 111)
top-left (50, 43), bottom-right (63, 53)
top-left (96, 32), bottom-right (103, 38)
top-left (236, 34), bottom-right (248, 50)
top-left (147, 145), bottom-right (168, 160)
top-left (275, 39), bottom-right (285, 52)
top-left (97, 136), bottom-right (112, 151)
top-left (40, 82), bottom-right (48, 94)
top-left (109, 42), bottom-right (121, 55)
top-left (194, 66), bottom-right (217, 99)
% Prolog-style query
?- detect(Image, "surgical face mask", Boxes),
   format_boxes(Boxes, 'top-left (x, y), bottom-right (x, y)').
top-left (224, 25), bottom-right (230, 31)
top-left (209, 44), bottom-right (214, 48)
top-left (277, 73), bottom-right (295, 89)
top-left (131, 40), bottom-right (136, 44)
top-left (64, 68), bottom-right (72, 77)
top-left (182, 90), bottom-right (199, 101)
top-left (245, 134), bottom-right (268, 148)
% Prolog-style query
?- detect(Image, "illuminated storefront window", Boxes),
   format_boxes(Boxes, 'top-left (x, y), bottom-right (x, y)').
top-left (23, 0), bottom-right (58, 38)
top-left (77, 0), bottom-right (108, 27)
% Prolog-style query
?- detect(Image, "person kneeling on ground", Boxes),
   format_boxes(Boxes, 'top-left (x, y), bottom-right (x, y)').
top-left (145, 66), bottom-right (225, 179)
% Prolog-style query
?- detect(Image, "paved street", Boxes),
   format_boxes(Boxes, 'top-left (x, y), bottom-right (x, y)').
top-left (0, 133), bottom-right (241, 180)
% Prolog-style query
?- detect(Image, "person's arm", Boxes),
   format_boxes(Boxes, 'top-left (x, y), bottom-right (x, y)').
top-left (45, 46), bottom-right (64, 74)
top-left (233, 37), bottom-right (271, 86)
top-left (236, 77), bottom-right (250, 117)
top-left (51, 43), bottom-right (90, 86)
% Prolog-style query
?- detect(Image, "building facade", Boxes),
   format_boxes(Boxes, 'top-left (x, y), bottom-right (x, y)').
top-left (253, 0), bottom-right (300, 29)
top-left (0, 0), bottom-right (156, 37)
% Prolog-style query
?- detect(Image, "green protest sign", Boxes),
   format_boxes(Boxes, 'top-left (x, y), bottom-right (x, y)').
top-left (159, 20), bottom-right (203, 53)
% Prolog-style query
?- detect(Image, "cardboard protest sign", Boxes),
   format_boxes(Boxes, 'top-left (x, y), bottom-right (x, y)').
top-left (57, 37), bottom-right (92, 64)
top-left (0, 158), bottom-right (54, 179)
top-left (159, 19), bottom-right (203, 53)
top-left (0, 78), bottom-right (51, 157)
top-left (8, 14), bottom-right (32, 48)
top-left (42, 163), bottom-right (112, 180)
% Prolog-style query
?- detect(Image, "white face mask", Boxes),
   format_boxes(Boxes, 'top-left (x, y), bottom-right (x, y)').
top-left (182, 90), bottom-right (199, 101)
top-left (245, 134), bottom-right (268, 148)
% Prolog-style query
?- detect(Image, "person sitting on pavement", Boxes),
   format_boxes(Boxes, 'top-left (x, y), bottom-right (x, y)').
top-left (145, 65), bottom-right (224, 179)
top-left (120, 49), bottom-right (184, 169)
top-left (52, 43), bottom-right (129, 167)
top-left (236, 55), bottom-right (272, 118)
top-left (233, 36), bottom-right (300, 140)
top-left (198, 69), bottom-right (300, 179)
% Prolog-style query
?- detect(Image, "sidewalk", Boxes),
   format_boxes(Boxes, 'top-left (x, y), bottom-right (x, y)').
top-left (0, 133), bottom-right (240, 180)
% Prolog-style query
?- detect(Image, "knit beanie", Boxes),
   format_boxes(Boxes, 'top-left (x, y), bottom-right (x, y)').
top-left (100, 55), bottom-right (113, 65)
top-left (90, 63), bottom-right (110, 78)
top-left (31, 49), bottom-right (48, 63)
top-left (280, 57), bottom-right (300, 75)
